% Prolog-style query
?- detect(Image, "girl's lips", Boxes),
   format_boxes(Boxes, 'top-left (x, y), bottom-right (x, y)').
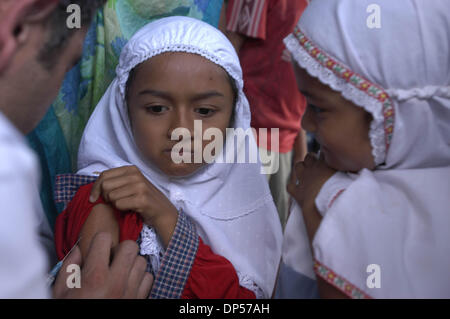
top-left (163, 148), bottom-right (192, 155)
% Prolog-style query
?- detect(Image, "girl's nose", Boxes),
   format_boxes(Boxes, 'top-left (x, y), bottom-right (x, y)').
top-left (167, 109), bottom-right (194, 140)
top-left (301, 105), bottom-right (316, 133)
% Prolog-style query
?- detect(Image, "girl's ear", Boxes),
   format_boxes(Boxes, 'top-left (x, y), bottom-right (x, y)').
top-left (0, 0), bottom-right (59, 73)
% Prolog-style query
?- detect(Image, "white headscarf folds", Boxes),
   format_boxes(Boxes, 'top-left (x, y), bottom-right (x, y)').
top-left (77, 16), bottom-right (283, 298)
top-left (284, 0), bottom-right (450, 298)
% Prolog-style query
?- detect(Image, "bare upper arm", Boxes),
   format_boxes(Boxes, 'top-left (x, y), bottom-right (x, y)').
top-left (79, 203), bottom-right (119, 260)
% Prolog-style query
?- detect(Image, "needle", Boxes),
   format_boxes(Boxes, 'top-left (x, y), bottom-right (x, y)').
top-left (46, 237), bottom-right (81, 287)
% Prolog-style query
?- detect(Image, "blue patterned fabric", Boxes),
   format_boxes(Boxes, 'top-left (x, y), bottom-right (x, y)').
top-left (54, 174), bottom-right (98, 208)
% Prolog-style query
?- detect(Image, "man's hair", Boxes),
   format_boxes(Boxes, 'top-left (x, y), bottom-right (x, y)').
top-left (38, 0), bottom-right (106, 69)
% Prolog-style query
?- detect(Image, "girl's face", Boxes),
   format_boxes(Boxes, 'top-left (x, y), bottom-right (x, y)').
top-left (293, 62), bottom-right (376, 172)
top-left (126, 52), bottom-right (235, 177)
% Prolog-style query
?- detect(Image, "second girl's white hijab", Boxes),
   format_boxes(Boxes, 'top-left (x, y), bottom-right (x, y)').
top-left (77, 16), bottom-right (282, 298)
top-left (284, 0), bottom-right (450, 298)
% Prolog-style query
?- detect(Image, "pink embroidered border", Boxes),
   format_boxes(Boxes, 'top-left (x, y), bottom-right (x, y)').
top-left (328, 189), bottom-right (345, 209)
top-left (314, 259), bottom-right (372, 299)
top-left (293, 26), bottom-right (395, 153)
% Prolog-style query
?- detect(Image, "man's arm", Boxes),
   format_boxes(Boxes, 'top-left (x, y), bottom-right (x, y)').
top-left (0, 167), bottom-right (50, 298)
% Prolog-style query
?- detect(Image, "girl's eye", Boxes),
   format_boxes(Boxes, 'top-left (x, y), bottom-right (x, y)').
top-left (195, 108), bottom-right (215, 117)
top-left (308, 103), bottom-right (323, 113)
top-left (146, 105), bottom-right (168, 114)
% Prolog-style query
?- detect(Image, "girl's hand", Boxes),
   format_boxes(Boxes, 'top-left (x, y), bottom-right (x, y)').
top-left (287, 153), bottom-right (336, 240)
top-left (89, 166), bottom-right (178, 247)
top-left (288, 153), bottom-right (336, 209)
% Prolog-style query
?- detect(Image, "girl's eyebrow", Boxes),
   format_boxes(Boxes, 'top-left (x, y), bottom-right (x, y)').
top-left (138, 89), bottom-right (172, 100)
top-left (138, 89), bottom-right (225, 101)
top-left (191, 91), bottom-right (225, 102)
top-left (300, 89), bottom-right (327, 103)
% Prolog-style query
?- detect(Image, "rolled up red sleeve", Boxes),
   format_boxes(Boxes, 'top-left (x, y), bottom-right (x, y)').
top-left (54, 182), bottom-right (143, 260)
top-left (54, 177), bottom-right (256, 299)
top-left (181, 238), bottom-right (256, 299)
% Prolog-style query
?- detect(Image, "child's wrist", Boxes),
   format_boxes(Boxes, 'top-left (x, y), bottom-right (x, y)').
top-left (147, 206), bottom-right (179, 248)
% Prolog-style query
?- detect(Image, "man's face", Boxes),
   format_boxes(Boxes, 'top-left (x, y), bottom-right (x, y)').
top-left (6, 29), bottom-right (87, 133)
top-left (0, 0), bottom-right (88, 134)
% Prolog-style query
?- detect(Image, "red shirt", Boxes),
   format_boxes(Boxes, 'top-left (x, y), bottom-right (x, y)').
top-left (226, 0), bottom-right (308, 153)
top-left (54, 183), bottom-right (255, 299)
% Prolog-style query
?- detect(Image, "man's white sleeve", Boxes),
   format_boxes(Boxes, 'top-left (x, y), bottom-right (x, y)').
top-left (0, 138), bottom-right (50, 298)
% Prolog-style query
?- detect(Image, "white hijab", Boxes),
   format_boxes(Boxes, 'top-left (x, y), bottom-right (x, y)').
top-left (284, 0), bottom-right (450, 298)
top-left (77, 16), bottom-right (282, 298)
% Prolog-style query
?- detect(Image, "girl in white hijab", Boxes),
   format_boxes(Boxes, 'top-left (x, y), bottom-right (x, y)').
top-left (54, 16), bottom-right (282, 299)
top-left (279, 0), bottom-right (450, 298)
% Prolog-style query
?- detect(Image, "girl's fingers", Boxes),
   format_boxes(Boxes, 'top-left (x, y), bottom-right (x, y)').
top-left (303, 153), bottom-right (316, 166)
top-left (113, 194), bottom-right (143, 213)
top-left (294, 161), bottom-right (305, 180)
top-left (107, 183), bottom-right (145, 205)
top-left (101, 175), bottom-right (143, 202)
top-left (90, 166), bottom-right (141, 203)
top-left (287, 180), bottom-right (297, 197)
top-left (287, 167), bottom-right (297, 193)
top-left (90, 167), bottom-right (127, 203)
top-left (318, 149), bottom-right (325, 161)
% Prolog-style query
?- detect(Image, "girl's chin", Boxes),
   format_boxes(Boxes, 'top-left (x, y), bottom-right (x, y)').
top-left (324, 154), bottom-right (366, 173)
top-left (321, 150), bottom-right (350, 172)
top-left (160, 163), bottom-right (205, 178)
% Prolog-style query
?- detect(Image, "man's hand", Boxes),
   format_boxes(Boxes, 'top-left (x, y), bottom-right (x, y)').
top-left (53, 232), bottom-right (153, 299)
top-left (90, 166), bottom-right (178, 247)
